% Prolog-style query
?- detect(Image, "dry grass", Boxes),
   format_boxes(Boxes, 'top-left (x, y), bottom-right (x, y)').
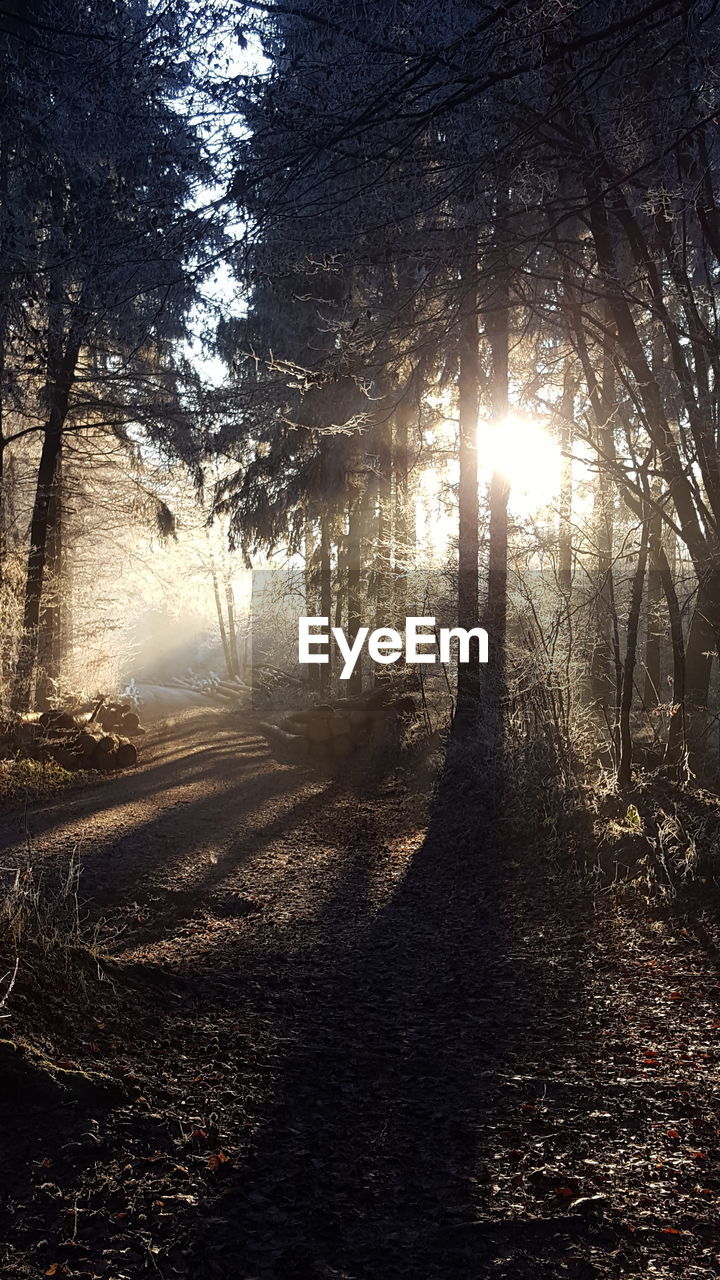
top-left (0, 851), bottom-right (110, 1044)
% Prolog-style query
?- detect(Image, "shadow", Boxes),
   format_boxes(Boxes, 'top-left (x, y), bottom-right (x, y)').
top-left (175, 736), bottom-right (633, 1279)
top-left (2, 713), bottom-right (710, 1279)
top-left (0, 714), bottom-right (330, 938)
top-left (118, 779), bottom-right (344, 946)
top-left (0, 731), bottom-right (271, 851)
top-left (184, 752), bottom-right (529, 1277)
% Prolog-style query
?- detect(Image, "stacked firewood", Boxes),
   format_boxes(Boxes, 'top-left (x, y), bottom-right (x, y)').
top-left (257, 690), bottom-right (415, 767)
top-left (0, 702), bottom-right (145, 773)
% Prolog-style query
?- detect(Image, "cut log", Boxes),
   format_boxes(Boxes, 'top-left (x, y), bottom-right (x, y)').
top-left (39, 710), bottom-right (77, 731)
top-left (121, 712), bottom-right (140, 733)
top-left (51, 747), bottom-right (82, 771)
top-left (214, 681), bottom-right (248, 697)
top-left (228, 675), bottom-right (250, 689)
top-left (116, 742), bottom-right (138, 768)
top-left (257, 721), bottom-right (310, 758)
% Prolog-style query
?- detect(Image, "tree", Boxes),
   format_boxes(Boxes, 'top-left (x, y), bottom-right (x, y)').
top-left (213, 0), bottom-right (720, 782)
top-left (0, 0), bottom-right (216, 711)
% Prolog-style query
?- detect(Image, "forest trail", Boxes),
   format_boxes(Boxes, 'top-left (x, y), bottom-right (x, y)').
top-left (1, 711), bottom-right (719, 1279)
top-left (0, 709), bottom-right (351, 947)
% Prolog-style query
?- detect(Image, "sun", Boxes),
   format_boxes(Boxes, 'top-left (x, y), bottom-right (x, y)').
top-left (415, 409), bottom-right (564, 557)
top-left (477, 413), bottom-right (561, 514)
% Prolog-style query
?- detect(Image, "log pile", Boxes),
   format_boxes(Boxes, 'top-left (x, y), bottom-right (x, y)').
top-left (92, 698), bottom-right (146, 737)
top-left (167, 670), bottom-right (251, 707)
top-left (257, 691), bottom-right (415, 768)
top-left (0, 705), bottom-right (144, 773)
top-left (166, 664), bottom-right (302, 707)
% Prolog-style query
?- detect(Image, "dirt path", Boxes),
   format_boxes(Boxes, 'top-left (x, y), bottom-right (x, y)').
top-left (0, 712), bottom-right (718, 1279)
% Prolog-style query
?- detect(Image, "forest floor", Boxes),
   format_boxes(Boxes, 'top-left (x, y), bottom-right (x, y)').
top-left (0, 708), bottom-right (718, 1280)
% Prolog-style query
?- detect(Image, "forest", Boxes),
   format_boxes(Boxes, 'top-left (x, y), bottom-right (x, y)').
top-left (1, 2), bottom-right (720, 1278)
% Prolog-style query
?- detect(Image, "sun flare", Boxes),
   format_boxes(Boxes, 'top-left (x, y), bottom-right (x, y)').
top-left (477, 413), bottom-right (561, 514)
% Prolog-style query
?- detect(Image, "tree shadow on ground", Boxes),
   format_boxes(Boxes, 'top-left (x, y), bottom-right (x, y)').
top-left (185, 754), bottom-right (599, 1279)
top-left (113, 779), bottom-right (345, 946)
top-left (0, 725), bottom-right (269, 850)
top-left (0, 716), bottom-right (326, 918)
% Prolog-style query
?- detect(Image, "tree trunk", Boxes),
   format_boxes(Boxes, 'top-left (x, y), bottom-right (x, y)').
top-left (224, 578), bottom-right (239, 677)
top-left (655, 544), bottom-right (686, 767)
top-left (0, 146), bottom-right (9, 586)
top-left (334, 530), bottom-right (345, 635)
top-left (319, 512), bottom-right (332, 695)
top-left (590, 315), bottom-right (619, 710)
top-left (642, 508), bottom-right (663, 707)
top-left (0, 159), bottom-right (11, 696)
top-left (13, 182), bottom-right (79, 712)
top-left (304, 517), bottom-right (320, 690)
top-left (558, 371), bottom-right (574, 595)
top-left (0, 439), bottom-right (6, 696)
top-left (618, 515), bottom-right (650, 786)
top-left (346, 484), bottom-right (364, 696)
top-left (393, 393), bottom-right (413, 618)
top-left (209, 546), bottom-right (233, 678)
top-left (375, 404), bottom-right (393, 633)
top-left (683, 579), bottom-right (719, 762)
top-left (475, 224), bottom-right (511, 803)
top-left (0, 449), bottom-right (19, 700)
top-left (36, 453), bottom-right (65, 709)
top-left (0, 366), bottom-right (6, 579)
top-left (485, 269), bottom-right (510, 678)
top-left (454, 245), bottom-right (480, 723)
top-left (12, 417), bottom-right (65, 712)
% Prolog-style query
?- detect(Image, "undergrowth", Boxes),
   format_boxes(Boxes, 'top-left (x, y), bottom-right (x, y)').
top-left (500, 654), bottom-right (720, 910)
top-left (0, 853), bottom-right (110, 1045)
top-left (0, 757), bottom-right (91, 809)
